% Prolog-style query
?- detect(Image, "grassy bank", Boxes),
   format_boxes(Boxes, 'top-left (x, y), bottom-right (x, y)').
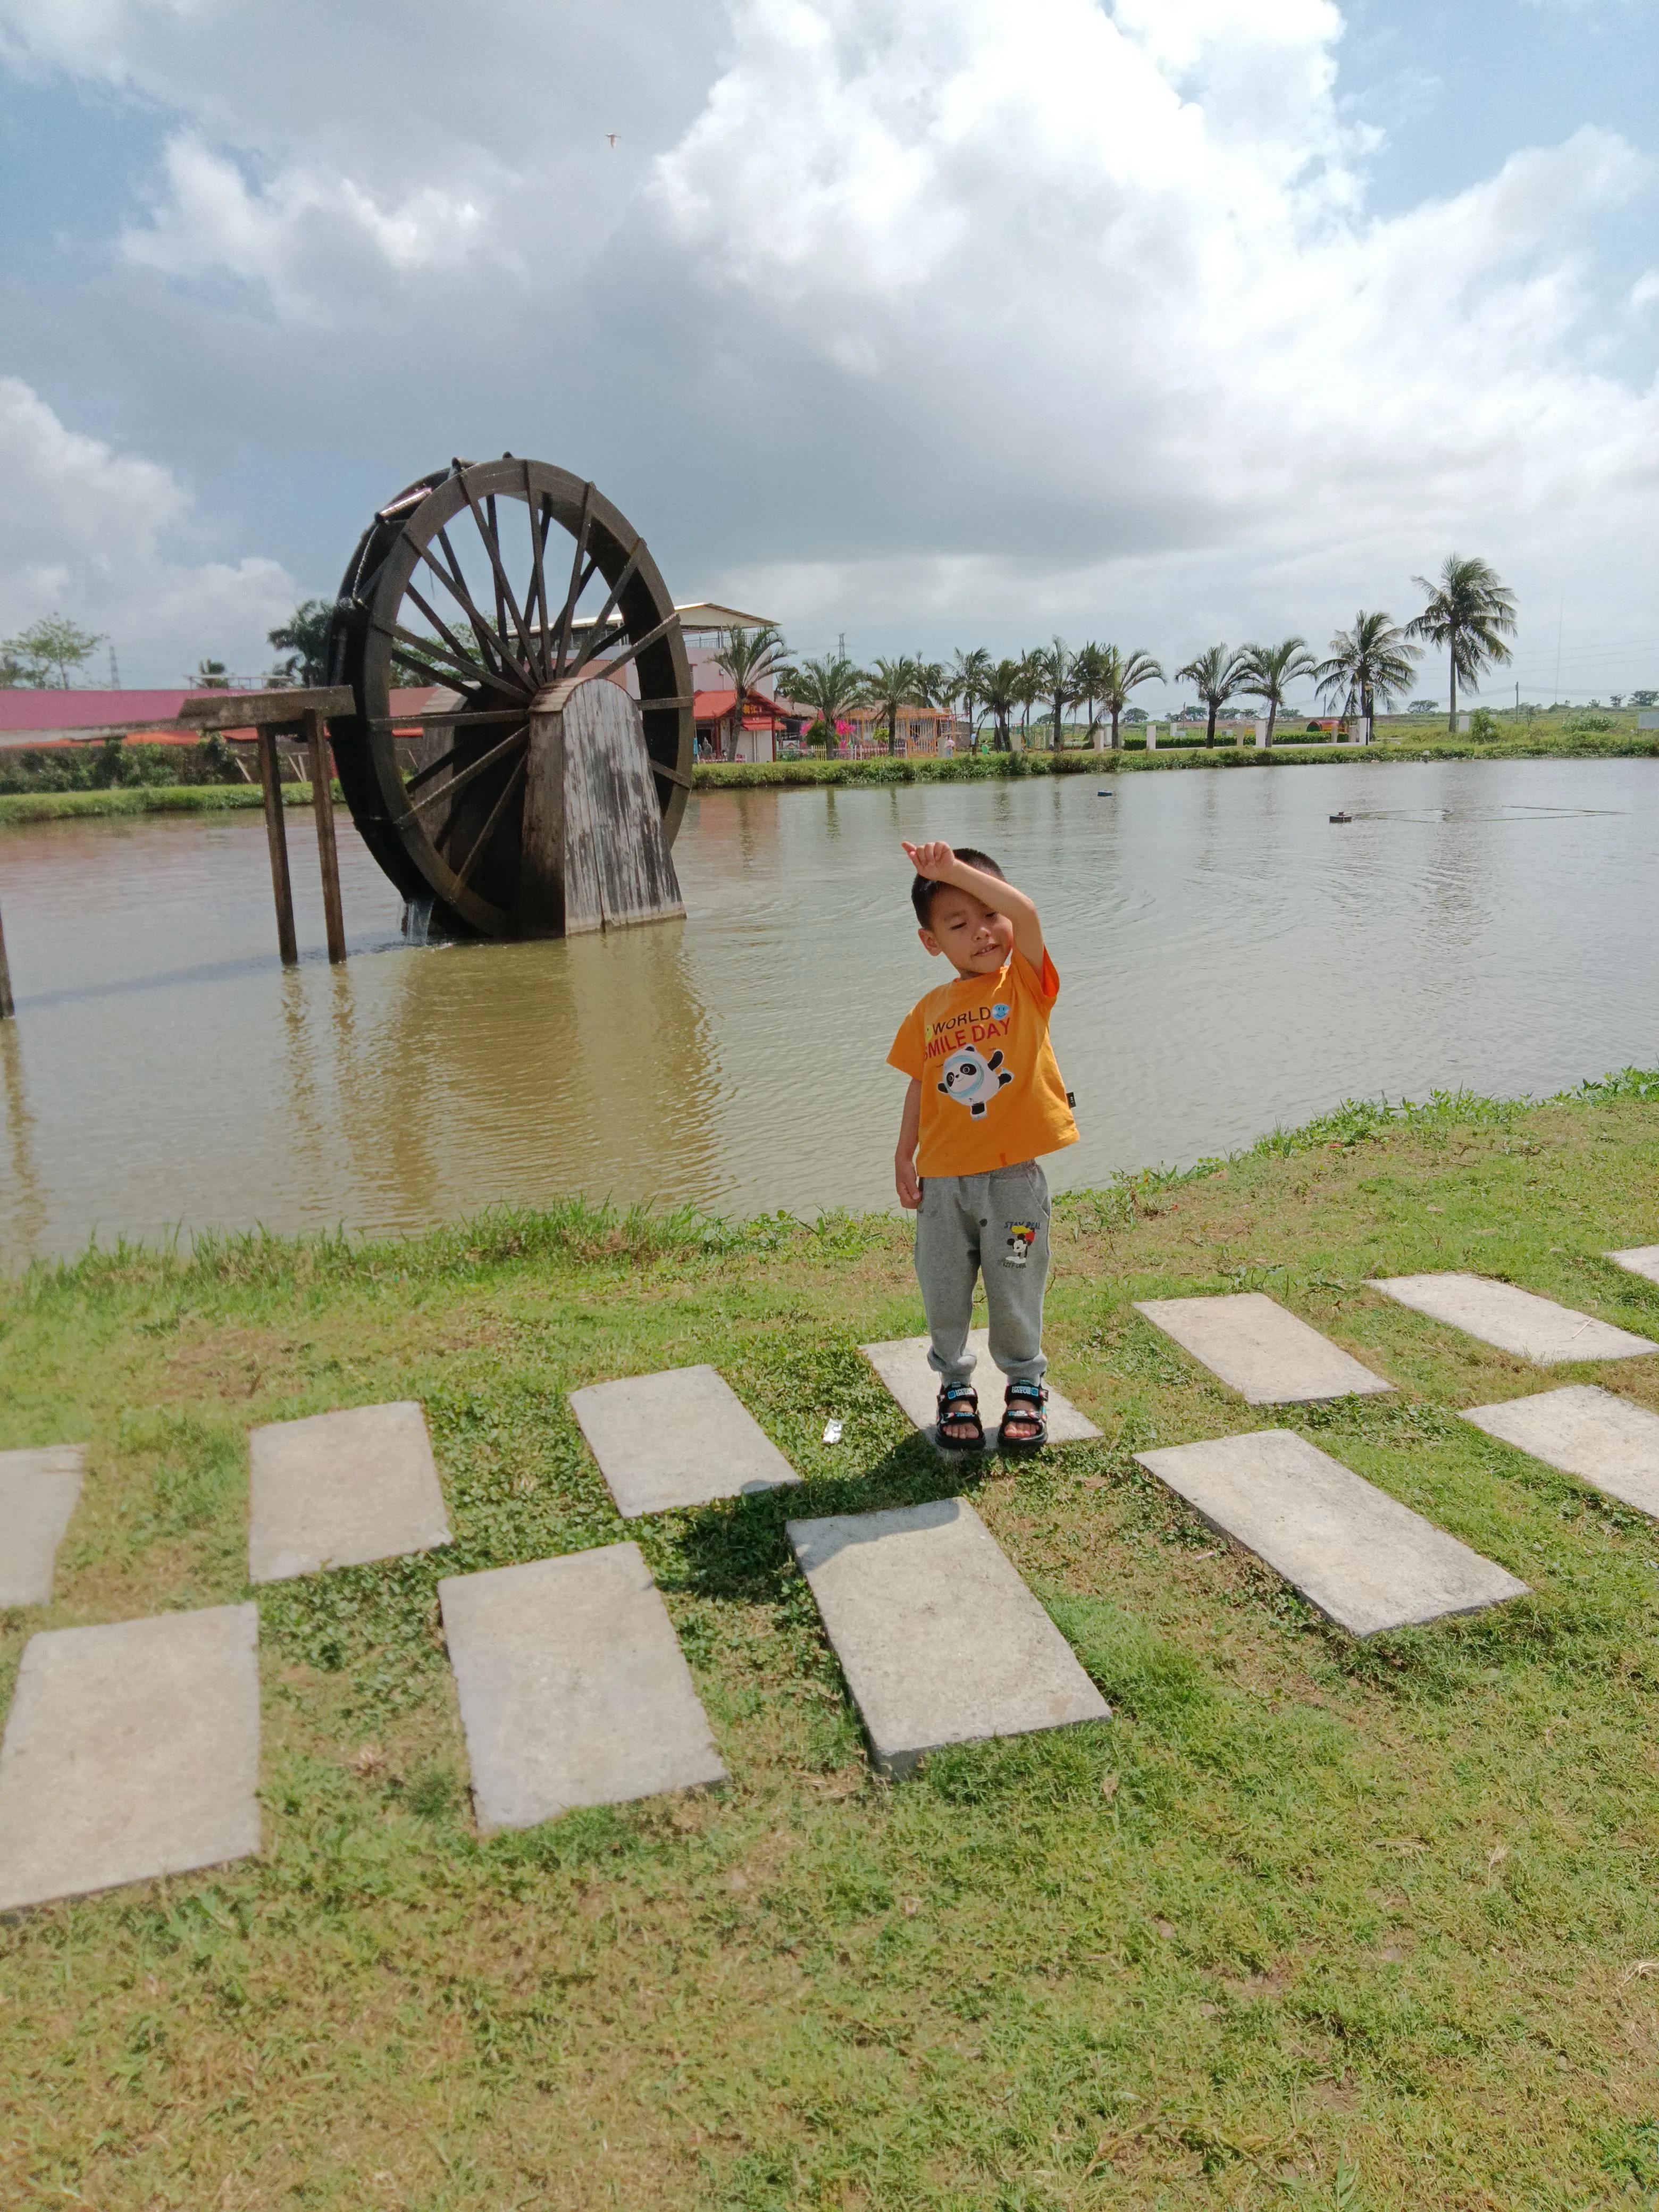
top-left (696, 730), bottom-right (1658, 792)
top-left (0, 782), bottom-right (316, 827)
top-left (3, 1073), bottom-right (1659, 2208)
top-left (4, 727), bottom-right (1653, 824)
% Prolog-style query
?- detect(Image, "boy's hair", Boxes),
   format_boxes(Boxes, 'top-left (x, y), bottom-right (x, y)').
top-left (911, 848), bottom-right (1004, 928)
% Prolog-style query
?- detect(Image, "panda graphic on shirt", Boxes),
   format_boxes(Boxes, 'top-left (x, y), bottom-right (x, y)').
top-left (936, 1043), bottom-right (1015, 1118)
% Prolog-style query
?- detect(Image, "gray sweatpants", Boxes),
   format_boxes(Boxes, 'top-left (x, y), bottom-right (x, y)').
top-left (915, 1160), bottom-right (1051, 1390)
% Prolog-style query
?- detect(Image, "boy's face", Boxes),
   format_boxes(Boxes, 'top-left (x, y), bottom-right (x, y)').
top-left (919, 884), bottom-right (1015, 976)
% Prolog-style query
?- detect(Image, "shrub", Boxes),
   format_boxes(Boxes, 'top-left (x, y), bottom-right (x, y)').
top-left (1467, 708), bottom-right (1500, 741)
top-left (1563, 712), bottom-right (1615, 734)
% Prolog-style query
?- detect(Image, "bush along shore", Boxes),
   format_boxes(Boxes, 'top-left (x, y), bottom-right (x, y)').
top-left (2, 1068), bottom-right (1658, 2208)
top-left (3, 722), bottom-right (1655, 824)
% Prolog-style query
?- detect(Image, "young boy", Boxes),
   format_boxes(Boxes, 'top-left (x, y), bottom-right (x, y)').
top-left (889, 840), bottom-right (1078, 1451)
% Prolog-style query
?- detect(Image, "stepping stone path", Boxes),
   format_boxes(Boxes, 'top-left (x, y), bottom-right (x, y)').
top-left (0, 1445), bottom-right (84, 1607)
top-left (786, 1497), bottom-right (1109, 1774)
top-left (1607, 1247), bottom-right (1659, 1288)
top-left (439, 1544), bottom-right (726, 1834)
top-left (1135, 1430), bottom-right (1528, 1637)
top-left (0, 1604), bottom-right (261, 1912)
top-left (569, 1365), bottom-right (799, 1517)
top-left (1133, 1293), bottom-right (1392, 1405)
top-left (1370, 1272), bottom-right (1656, 1364)
top-left (248, 1400), bottom-right (450, 1583)
top-left (1462, 1385), bottom-right (1659, 1520)
top-left (860, 1330), bottom-right (1100, 1448)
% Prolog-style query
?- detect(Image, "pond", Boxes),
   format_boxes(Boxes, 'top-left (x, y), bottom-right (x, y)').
top-left (2, 756), bottom-right (1656, 1267)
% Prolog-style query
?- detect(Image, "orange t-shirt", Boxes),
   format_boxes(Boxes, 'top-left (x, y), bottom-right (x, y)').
top-left (888, 945), bottom-right (1078, 1177)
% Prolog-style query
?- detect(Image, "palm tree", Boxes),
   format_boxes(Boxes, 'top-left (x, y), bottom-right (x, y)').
top-left (1314, 612), bottom-right (1420, 732)
top-left (778, 653), bottom-right (864, 752)
top-left (952, 647), bottom-right (991, 749)
top-left (1406, 556), bottom-right (1518, 732)
top-left (1013, 651), bottom-right (1043, 749)
top-left (1068, 643), bottom-right (1110, 747)
top-left (1238, 636), bottom-right (1318, 747)
top-left (267, 599), bottom-right (333, 687)
top-left (1029, 636), bottom-right (1074, 749)
top-left (978, 658), bottom-right (1023, 752)
top-left (864, 655), bottom-right (923, 755)
top-left (1174, 643), bottom-right (1247, 745)
top-left (1100, 646), bottom-right (1165, 751)
top-left (711, 624), bottom-right (788, 760)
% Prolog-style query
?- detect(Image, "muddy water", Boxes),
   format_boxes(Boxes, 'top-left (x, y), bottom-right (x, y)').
top-left (2, 757), bottom-right (1656, 1266)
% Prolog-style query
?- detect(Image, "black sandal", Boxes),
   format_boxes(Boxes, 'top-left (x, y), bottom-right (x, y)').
top-left (998, 1379), bottom-right (1049, 1451)
top-left (935, 1381), bottom-right (985, 1452)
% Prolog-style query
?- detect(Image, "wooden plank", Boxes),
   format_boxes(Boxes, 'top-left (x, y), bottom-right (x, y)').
top-left (305, 709), bottom-right (347, 964)
top-left (257, 730), bottom-right (298, 966)
top-left (516, 705), bottom-right (567, 940)
top-left (0, 887), bottom-right (13, 1018)
top-left (179, 685), bottom-right (353, 730)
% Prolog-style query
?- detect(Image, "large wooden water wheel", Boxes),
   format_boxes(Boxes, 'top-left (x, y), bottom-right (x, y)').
top-left (325, 457), bottom-right (693, 939)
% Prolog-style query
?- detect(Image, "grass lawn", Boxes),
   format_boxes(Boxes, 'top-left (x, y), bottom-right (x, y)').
top-left (3, 1080), bottom-right (1659, 2209)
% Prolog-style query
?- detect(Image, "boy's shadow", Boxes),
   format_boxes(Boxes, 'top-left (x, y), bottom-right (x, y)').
top-left (665, 1429), bottom-right (1025, 1607)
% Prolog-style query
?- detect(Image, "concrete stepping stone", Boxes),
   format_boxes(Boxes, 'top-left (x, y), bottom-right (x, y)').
top-left (1133, 1293), bottom-right (1392, 1404)
top-left (1607, 1247), bottom-right (1659, 1288)
top-left (0, 1604), bottom-right (261, 1913)
top-left (0, 1446), bottom-right (85, 1607)
top-left (1135, 1430), bottom-right (1528, 1637)
top-left (439, 1544), bottom-right (726, 1835)
top-left (248, 1400), bottom-right (450, 1583)
top-left (859, 1330), bottom-right (1100, 1448)
top-left (786, 1497), bottom-right (1110, 1775)
top-left (1370, 1272), bottom-right (1656, 1364)
top-left (1462, 1385), bottom-right (1659, 1520)
top-left (568, 1365), bottom-right (799, 1518)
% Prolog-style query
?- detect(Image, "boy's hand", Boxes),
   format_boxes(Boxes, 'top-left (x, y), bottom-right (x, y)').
top-left (895, 1153), bottom-right (921, 1210)
top-left (902, 840), bottom-right (956, 879)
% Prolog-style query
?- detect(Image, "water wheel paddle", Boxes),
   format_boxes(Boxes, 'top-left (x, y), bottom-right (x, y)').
top-left (325, 457), bottom-right (693, 940)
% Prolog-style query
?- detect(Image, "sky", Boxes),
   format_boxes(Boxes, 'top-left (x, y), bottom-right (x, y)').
top-left (0, 0), bottom-right (1654, 709)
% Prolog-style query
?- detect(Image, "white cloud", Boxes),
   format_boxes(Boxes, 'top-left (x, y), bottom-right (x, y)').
top-left (0, 0), bottom-right (1654, 684)
top-left (119, 134), bottom-right (511, 322)
top-left (0, 377), bottom-right (295, 681)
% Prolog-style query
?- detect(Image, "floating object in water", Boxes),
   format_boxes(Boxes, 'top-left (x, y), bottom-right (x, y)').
top-left (1096, 789), bottom-right (1114, 797)
top-left (1330, 811), bottom-right (1352, 823)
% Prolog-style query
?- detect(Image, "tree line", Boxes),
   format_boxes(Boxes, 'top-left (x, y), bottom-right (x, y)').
top-left (709, 555), bottom-right (1520, 756)
top-left (0, 559), bottom-right (1526, 748)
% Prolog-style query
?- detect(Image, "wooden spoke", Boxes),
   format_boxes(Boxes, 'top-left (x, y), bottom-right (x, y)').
top-left (575, 607), bottom-right (682, 682)
top-left (566, 543), bottom-right (646, 678)
top-left (525, 466), bottom-right (554, 681)
top-left (401, 577), bottom-right (508, 696)
top-left (368, 618), bottom-right (491, 693)
top-left (460, 474), bottom-right (537, 675)
top-left (396, 725), bottom-right (528, 823)
top-left (451, 753), bottom-right (527, 893)
top-left (551, 481), bottom-right (594, 677)
top-left (426, 529), bottom-right (530, 689)
top-left (404, 743), bottom-right (463, 796)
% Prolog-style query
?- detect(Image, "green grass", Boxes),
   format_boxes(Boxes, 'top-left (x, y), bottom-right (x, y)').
top-left (5, 722), bottom-right (1653, 822)
top-left (3, 1083), bottom-right (1659, 2207)
top-left (0, 782), bottom-right (316, 826)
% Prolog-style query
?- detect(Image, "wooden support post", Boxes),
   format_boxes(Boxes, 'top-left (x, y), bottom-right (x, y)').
top-left (0, 888), bottom-right (14, 1018)
top-left (305, 709), bottom-right (347, 963)
top-left (257, 728), bottom-right (299, 967)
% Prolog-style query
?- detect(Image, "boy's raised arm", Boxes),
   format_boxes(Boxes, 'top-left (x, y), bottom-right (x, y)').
top-left (902, 840), bottom-right (1045, 969)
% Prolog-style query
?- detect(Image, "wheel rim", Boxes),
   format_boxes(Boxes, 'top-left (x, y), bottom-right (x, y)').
top-left (326, 457), bottom-right (693, 939)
